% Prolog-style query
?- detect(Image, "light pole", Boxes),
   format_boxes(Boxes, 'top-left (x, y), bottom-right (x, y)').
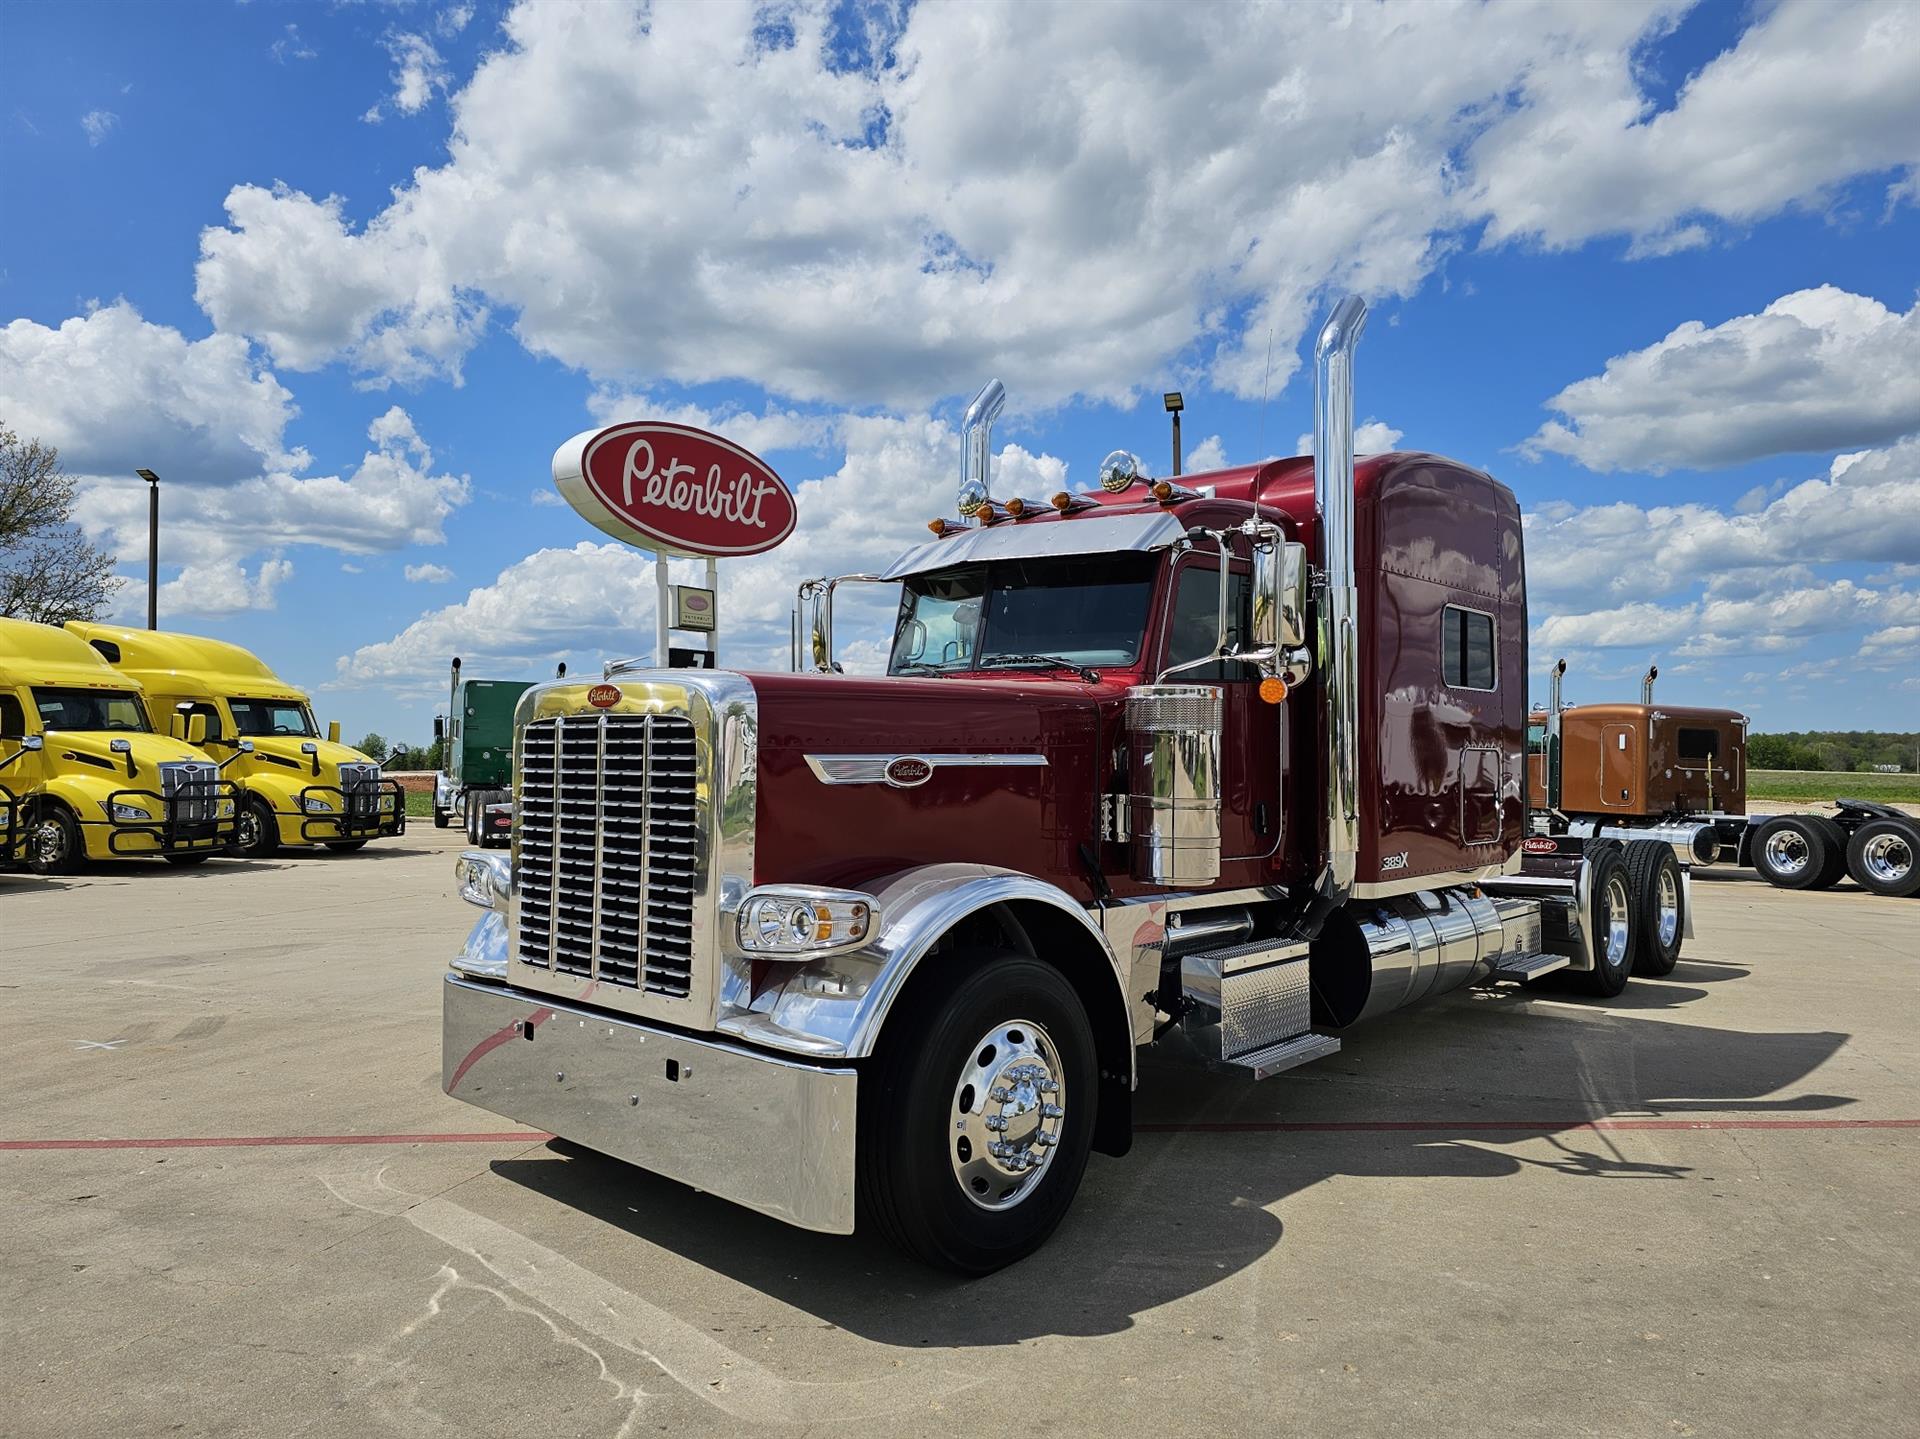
top-left (135, 468), bottom-right (160, 629)
top-left (1163, 391), bottom-right (1184, 476)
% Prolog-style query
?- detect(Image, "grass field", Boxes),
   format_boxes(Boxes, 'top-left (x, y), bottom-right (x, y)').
top-left (404, 791), bottom-right (434, 818)
top-left (1749, 769), bottom-right (1920, 803)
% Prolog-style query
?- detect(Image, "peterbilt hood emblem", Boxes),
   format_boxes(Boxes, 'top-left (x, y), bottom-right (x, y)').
top-left (884, 756), bottom-right (933, 788)
top-left (586, 684), bottom-right (621, 709)
top-left (806, 752), bottom-right (1049, 787)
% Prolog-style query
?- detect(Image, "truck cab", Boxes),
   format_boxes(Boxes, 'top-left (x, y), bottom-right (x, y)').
top-left (65, 623), bottom-right (404, 858)
top-left (0, 618), bottom-right (237, 873)
top-left (432, 658), bottom-right (533, 845)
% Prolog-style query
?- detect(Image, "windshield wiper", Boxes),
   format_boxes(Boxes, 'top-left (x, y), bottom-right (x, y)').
top-left (891, 662), bottom-right (957, 677)
top-left (978, 654), bottom-right (1101, 683)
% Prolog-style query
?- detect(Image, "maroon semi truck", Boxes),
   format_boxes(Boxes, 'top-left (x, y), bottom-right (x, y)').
top-left (441, 297), bottom-right (1689, 1273)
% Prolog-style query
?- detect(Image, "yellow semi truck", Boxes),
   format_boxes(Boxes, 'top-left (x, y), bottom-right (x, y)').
top-left (66, 623), bottom-right (404, 858)
top-left (0, 617), bottom-right (238, 873)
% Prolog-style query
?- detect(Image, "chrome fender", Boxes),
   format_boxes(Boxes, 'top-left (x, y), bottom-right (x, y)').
top-left (715, 862), bottom-right (1131, 1081)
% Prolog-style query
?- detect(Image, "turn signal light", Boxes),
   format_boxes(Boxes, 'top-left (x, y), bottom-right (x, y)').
top-left (1258, 676), bottom-right (1289, 704)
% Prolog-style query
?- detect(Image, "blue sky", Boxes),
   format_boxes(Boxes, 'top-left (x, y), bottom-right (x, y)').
top-left (2, 0), bottom-right (1916, 746)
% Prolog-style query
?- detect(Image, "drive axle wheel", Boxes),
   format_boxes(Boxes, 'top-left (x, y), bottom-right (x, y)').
top-left (1625, 839), bottom-right (1684, 977)
top-left (1751, 816), bottom-right (1829, 890)
top-left (1847, 819), bottom-right (1920, 898)
top-left (1574, 842), bottom-right (1634, 997)
top-left (859, 951), bottom-right (1096, 1275)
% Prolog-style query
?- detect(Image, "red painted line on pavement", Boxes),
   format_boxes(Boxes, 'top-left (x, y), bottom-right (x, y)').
top-left (2, 1118), bottom-right (1912, 1153)
top-left (0, 1132), bottom-right (553, 1152)
top-left (1136, 1118), bottom-right (1920, 1134)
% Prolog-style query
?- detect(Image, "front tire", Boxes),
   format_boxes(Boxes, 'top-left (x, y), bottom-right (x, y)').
top-left (1625, 839), bottom-right (1684, 977)
top-left (432, 805), bottom-right (451, 829)
top-left (27, 807), bottom-right (82, 876)
top-left (1575, 842), bottom-right (1634, 997)
top-left (858, 951), bottom-right (1097, 1275)
top-left (234, 797), bottom-right (280, 859)
top-left (1751, 816), bottom-right (1829, 890)
top-left (1846, 818), bottom-right (1920, 898)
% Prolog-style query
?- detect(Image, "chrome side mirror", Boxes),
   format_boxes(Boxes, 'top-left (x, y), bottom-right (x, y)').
top-left (238, 739), bottom-right (255, 753)
top-left (24, 734), bottom-right (44, 751)
top-left (109, 738), bottom-right (132, 752)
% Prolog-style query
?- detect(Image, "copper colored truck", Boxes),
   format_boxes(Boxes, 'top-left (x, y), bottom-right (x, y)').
top-left (1531, 662), bottom-right (1919, 900)
top-left (440, 297), bottom-right (1695, 1273)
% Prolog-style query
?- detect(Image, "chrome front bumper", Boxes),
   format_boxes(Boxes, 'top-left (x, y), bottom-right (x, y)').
top-left (441, 975), bottom-right (858, 1234)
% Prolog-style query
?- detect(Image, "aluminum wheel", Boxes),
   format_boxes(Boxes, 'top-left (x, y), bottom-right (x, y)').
top-left (1656, 865), bottom-right (1680, 948)
top-left (1762, 828), bottom-right (1810, 877)
top-left (1601, 871), bottom-right (1632, 968)
top-left (1861, 831), bottom-right (1913, 886)
top-left (31, 818), bottom-right (70, 867)
top-left (949, 1019), bottom-right (1065, 1211)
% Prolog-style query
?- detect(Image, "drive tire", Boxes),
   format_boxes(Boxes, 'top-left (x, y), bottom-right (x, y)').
top-left (324, 840), bottom-right (369, 853)
top-left (1751, 815), bottom-right (1829, 890)
top-left (1806, 816), bottom-right (1850, 889)
top-left (234, 796), bottom-right (280, 859)
top-left (1846, 818), bottom-right (1920, 898)
top-left (1625, 839), bottom-right (1684, 977)
top-left (858, 951), bottom-right (1097, 1275)
top-left (1574, 842), bottom-right (1634, 997)
top-left (27, 806), bottom-right (82, 876)
top-left (163, 853), bottom-right (212, 867)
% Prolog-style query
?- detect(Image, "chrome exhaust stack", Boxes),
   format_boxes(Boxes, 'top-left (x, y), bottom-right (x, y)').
top-left (1641, 663), bottom-right (1658, 704)
top-left (957, 379), bottom-right (1006, 523)
top-left (1312, 296), bottom-right (1368, 915)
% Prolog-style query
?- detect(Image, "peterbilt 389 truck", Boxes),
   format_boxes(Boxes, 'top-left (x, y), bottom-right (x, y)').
top-left (1531, 662), bottom-right (1920, 899)
top-left (442, 297), bottom-right (1686, 1273)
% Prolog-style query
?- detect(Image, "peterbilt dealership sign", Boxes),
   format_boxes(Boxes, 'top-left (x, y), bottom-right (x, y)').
top-left (552, 422), bottom-right (797, 558)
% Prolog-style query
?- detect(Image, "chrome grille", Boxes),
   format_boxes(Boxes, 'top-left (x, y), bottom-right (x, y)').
top-left (338, 762), bottom-right (382, 820)
top-left (159, 761), bottom-right (220, 822)
top-left (517, 713), bottom-right (700, 996)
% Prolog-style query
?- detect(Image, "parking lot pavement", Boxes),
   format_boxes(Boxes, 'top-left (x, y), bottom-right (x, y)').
top-left (3, 839), bottom-right (1915, 1437)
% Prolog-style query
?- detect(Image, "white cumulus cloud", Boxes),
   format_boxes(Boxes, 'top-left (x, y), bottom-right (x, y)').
top-left (405, 562), bottom-right (454, 583)
top-left (1522, 286), bottom-right (1920, 472)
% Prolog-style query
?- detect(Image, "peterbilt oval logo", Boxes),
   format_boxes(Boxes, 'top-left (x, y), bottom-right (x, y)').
top-left (1523, 836), bottom-right (1558, 854)
top-left (885, 756), bottom-right (934, 788)
top-left (557, 422), bottom-right (796, 558)
top-left (586, 684), bottom-right (622, 709)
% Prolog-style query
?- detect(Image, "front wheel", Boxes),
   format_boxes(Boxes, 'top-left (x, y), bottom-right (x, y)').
top-left (27, 807), bottom-right (82, 876)
top-left (858, 952), bottom-right (1097, 1275)
top-left (234, 797), bottom-right (280, 859)
top-left (432, 805), bottom-right (451, 829)
top-left (1846, 819), bottom-right (1920, 898)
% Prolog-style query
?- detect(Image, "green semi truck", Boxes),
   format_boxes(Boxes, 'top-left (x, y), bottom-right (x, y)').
top-left (433, 658), bottom-right (535, 847)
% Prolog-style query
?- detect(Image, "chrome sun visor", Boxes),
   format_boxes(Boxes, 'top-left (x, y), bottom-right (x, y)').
top-left (881, 511), bottom-right (1189, 582)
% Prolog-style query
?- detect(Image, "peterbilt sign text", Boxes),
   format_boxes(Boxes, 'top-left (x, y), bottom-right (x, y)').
top-left (551, 422), bottom-right (797, 558)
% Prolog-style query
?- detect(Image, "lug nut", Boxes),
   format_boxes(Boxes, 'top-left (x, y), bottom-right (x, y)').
top-left (989, 1086), bottom-right (1010, 1102)
top-left (1042, 1103), bottom-right (1063, 1119)
top-left (985, 1115), bottom-right (1008, 1131)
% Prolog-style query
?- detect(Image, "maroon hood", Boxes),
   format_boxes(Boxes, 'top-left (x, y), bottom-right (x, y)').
top-left (746, 671), bottom-right (1111, 895)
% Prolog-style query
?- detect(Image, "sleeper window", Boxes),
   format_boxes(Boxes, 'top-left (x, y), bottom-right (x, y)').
top-left (1442, 606), bottom-right (1496, 690)
top-left (1677, 728), bottom-right (1719, 760)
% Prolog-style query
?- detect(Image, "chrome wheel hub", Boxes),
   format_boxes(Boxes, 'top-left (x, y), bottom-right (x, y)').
top-left (1657, 866), bottom-right (1679, 948)
top-left (1862, 832), bottom-right (1913, 885)
top-left (950, 1019), bottom-right (1064, 1211)
top-left (1602, 873), bottom-right (1631, 969)
top-left (31, 819), bottom-right (66, 864)
top-left (1763, 829), bottom-right (1809, 876)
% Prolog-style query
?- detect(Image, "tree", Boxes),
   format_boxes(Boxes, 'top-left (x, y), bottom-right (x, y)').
top-left (0, 423), bottom-right (123, 624)
top-left (355, 731), bottom-right (391, 760)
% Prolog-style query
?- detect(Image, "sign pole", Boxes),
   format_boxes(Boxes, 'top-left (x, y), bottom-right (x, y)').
top-left (704, 556), bottom-right (718, 657)
top-left (654, 553), bottom-right (671, 666)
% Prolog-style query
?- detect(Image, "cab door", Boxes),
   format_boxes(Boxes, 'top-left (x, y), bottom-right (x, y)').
top-left (1155, 553), bottom-right (1281, 866)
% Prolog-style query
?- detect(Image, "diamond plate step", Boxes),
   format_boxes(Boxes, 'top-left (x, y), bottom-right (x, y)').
top-left (1227, 1031), bottom-right (1342, 1080)
top-left (1492, 951), bottom-right (1571, 980)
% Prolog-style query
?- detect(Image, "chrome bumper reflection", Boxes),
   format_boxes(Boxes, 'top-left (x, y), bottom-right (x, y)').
top-left (441, 975), bottom-right (857, 1234)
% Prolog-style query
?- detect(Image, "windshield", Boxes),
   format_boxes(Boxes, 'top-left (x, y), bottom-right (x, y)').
top-left (889, 554), bottom-right (1156, 675)
top-left (229, 699), bottom-right (318, 737)
top-left (33, 687), bottom-right (152, 733)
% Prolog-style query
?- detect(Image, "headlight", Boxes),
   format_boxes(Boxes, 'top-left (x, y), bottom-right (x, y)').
top-left (101, 801), bottom-right (151, 822)
top-left (735, 886), bottom-right (877, 956)
top-left (304, 797), bottom-right (335, 813)
top-left (455, 850), bottom-right (513, 911)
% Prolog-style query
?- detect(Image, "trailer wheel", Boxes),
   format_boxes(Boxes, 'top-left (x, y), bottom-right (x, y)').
top-left (1846, 819), bottom-right (1920, 898)
top-left (234, 797), bottom-right (280, 859)
top-left (1751, 816), bottom-right (1829, 890)
top-left (858, 951), bottom-right (1097, 1275)
top-left (1805, 816), bottom-right (1850, 889)
top-left (27, 806), bottom-right (82, 876)
top-left (1574, 844), bottom-right (1634, 997)
top-left (1625, 840), bottom-right (1683, 977)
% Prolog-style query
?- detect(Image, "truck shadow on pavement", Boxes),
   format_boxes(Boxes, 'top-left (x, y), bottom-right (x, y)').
top-left (489, 987), bottom-right (1851, 1348)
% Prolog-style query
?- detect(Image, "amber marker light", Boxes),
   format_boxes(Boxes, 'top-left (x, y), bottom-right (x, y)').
top-left (1004, 497), bottom-right (1026, 517)
top-left (1258, 676), bottom-right (1289, 704)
